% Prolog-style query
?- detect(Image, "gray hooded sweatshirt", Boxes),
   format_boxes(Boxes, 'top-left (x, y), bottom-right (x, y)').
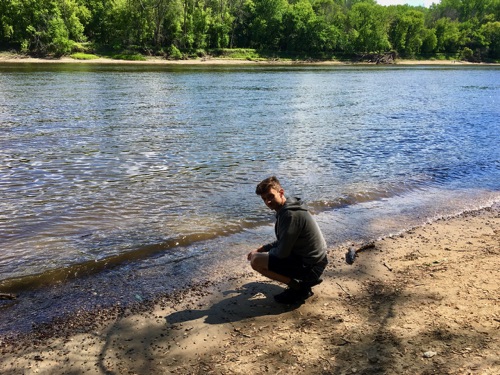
top-left (263, 197), bottom-right (327, 265)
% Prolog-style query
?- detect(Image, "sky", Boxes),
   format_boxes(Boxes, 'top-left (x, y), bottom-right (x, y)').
top-left (376, 0), bottom-right (441, 7)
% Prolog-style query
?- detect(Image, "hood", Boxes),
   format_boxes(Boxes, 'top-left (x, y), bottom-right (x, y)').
top-left (279, 196), bottom-right (308, 213)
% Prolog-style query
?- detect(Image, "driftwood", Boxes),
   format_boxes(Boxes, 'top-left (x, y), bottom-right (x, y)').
top-left (0, 293), bottom-right (17, 300)
top-left (345, 241), bottom-right (376, 265)
top-left (356, 51), bottom-right (397, 64)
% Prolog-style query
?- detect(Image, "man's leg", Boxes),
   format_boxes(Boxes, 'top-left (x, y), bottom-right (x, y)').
top-left (249, 253), bottom-right (291, 285)
top-left (249, 253), bottom-right (312, 304)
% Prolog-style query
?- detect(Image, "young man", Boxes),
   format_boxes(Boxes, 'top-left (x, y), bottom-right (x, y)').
top-left (247, 176), bottom-right (328, 304)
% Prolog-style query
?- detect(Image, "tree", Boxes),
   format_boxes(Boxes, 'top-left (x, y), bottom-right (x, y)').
top-left (347, 2), bottom-right (390, 53)
top-left (434, 17), bottom-right (461, 52)
top-left (149, 0), bottom-right (176, 48)
top-left (245, 0), bottom-right (288, 49)
top-left (486, 0), bottom-right (500, 21)
top-left (47, 13), bottom-right (73, 55)
top-left (104, 0), bottom-right (158, 49)
top-left (178, 0), bottom-right (196, 49)
top-left (434, 0), bottom-right (491, 22)
top-left (459, 18), bottom-right (487, 57)
top-left (81, 0), bottom-right (115, 44)
top-left (227, 0), bottom-right (250, 47)
top-left (0, 0), bottom-right (15, 48)
top-left (389, 9), bottom-right (426, 57)
top-left (312, 0), bottom-right (347, 52)
top-left (2, 0), bottom-right (88, 54)
top-left (344, 0), bottom-right (376, 9)
top-left (157, 0), bottom-right (183, 49)
top-left (206, 0), bottom-right (234, 48)
top-left (191, 2), bottom-right (211, 49)
top-left (481, 21), bottom-right (500, 58)
top-left (58, 0), bottom-right (90, 42)
top-left (421, 27), bottom-right (437, 53)
top-left (459, 0), bottom-right (488, 21)
top-left (282, 0), bottom-right (317, 52)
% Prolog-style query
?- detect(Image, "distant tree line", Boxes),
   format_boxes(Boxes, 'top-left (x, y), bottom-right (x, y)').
top-left (1, 0), bottom-right (499, 60)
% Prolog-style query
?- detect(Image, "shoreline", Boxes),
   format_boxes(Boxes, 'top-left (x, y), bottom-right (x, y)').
top-left (0, 205), bottom-right (498, 374)
top-left (1, 53), bottom-right (498, 66)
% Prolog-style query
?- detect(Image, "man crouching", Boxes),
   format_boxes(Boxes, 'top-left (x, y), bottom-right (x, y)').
top-left (247, 176), bottom-right (328, 304)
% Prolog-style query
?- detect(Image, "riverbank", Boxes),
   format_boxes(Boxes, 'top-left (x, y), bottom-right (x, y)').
top-left (0, 52), bottom-right (495, 66)
top-left (0, 205), bottom-right (498, 374)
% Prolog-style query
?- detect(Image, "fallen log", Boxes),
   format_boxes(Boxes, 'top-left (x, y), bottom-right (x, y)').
top-left (345, 241), bottom-right (376, 265)
top-left (0, 293), bottom-right (17, 300)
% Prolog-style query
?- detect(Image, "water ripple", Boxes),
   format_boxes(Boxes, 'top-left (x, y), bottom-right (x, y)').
top-left (0, 65), bottom-right (499, 285)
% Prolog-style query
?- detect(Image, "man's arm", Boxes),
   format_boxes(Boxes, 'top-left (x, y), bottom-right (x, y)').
top-left (247, 243), bottom-right (274, 260)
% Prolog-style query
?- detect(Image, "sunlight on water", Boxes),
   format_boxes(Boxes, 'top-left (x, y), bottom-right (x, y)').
top-left (0, 65), bottom-right (499, 289)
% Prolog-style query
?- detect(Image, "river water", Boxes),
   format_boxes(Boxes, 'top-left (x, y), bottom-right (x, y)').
top-left (0, 63), bottom-right (499, 335)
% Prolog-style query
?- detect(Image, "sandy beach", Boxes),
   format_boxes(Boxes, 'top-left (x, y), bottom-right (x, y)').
top-left (0, 204), bottom-right (498, 374)
top-left (0, 52), bottom-right (493, 66)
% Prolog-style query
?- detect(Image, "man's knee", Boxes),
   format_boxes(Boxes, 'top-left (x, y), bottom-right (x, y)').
top-left (249, 254), bottom-right (257, 270)
top-left (250, 253), bottom-right (268, 272)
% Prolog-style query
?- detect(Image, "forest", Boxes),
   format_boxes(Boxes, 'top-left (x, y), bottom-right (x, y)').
top-left (0, 0), bottom-right (499, 61)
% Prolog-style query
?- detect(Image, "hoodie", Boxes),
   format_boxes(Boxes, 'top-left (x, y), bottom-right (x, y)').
top-left (263, 197), bottom-right (327, 265)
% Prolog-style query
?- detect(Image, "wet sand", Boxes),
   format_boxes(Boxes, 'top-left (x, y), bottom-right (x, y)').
top-left (0, 205), bottom-right (498, 374)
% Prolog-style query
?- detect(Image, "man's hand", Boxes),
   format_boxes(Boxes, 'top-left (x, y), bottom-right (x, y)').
top-left (247, 246), bottom-right (265, 261)
top-left (247, 249), bottom-right (259, 261)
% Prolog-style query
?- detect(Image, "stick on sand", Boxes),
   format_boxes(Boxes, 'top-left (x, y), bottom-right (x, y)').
top-left (345, 241), bottom-right (376, 264)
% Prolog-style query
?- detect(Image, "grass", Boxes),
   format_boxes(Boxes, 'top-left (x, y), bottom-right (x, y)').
top-left (70, 52), bottom-right (100, 60)
top-left (111, 53), bottom-right (147, 61)
top-left (208, 48), bottom-right (265, 60)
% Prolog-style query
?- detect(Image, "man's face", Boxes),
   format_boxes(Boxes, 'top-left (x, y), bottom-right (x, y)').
top-left (260, 188), bottom-right (285, 211)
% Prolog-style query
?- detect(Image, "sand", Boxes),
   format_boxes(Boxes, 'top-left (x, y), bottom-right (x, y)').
top-left (0, 52), bottom-right (495, 66)
top-left (0, 205), bottom-right (498, 374)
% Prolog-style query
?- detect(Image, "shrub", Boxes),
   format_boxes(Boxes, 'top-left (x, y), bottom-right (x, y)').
top-left (112, 53), bottom-right (146, 61)
top-left (460, 47), bottom-right (474, 61)
top-left (167, 45), bottom-right (183, 60)
top-left (70, 52), bottom-right (99, 60)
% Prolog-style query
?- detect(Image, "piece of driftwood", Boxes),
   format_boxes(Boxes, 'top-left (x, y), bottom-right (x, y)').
top-left (0, 293), bottom-right (17, 300)
top-left (345, 241), bottom-right (376, 265)
top-left (355, 52), bottom-right (397, 64)
top-left (356, 241), bottom-right (376, 252)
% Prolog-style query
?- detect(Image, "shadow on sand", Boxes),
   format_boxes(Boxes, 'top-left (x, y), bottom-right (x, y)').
top-left (166, 281), bottom-right (302, 326)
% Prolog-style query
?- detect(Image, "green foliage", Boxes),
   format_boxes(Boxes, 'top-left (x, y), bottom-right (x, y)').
top-left (0, 0), bottom-right (498, 61)
top-left (246, 0), bottom-right (289, 49)
top-left (167, 44), bottom-right (184, 59)
top-left (481, 20), bottom-right (500, 58)
top-left (59, 0), bottom-right (90, 41)
top-left (389, 10), bottom-right (426, 57)
top-left (434, 17), bottom-right (461, 52)
top-left (112, 52), bottom-right (147, 60)
top-left (460, 46), bottom-right (474, 60)
top-left (282, 0), bottom-right (317, 52)
top-left (70, 52), bottom-right (99, 59)
top-left (210, 48), bottom-right (261, 59)
top-left (47, 15), bottom-right (73, 56)
top-left (421, 28), bottom-right (438, 53)
top-left (347, 2), bottom-right (391, 53)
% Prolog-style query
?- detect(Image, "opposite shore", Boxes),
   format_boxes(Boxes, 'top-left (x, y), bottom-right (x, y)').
top-left (0, 205), bottom-right (498, 374)
top-left (1, 52), bottom-right (498, 66)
